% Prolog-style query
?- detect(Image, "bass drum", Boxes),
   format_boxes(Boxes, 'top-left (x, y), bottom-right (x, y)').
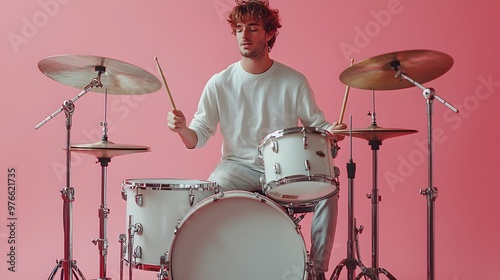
top-left (168, 191), bottom-right (309, 280)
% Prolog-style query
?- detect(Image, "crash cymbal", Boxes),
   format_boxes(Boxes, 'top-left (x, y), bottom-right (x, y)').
top-left (332, 125), bottom-right (418, 142)
top-left (339, 49), bottom-right (453, 90)
top-left (70, 140), bottom-right (150, 158)
top-left (38, 54), bottom-right (162, 94)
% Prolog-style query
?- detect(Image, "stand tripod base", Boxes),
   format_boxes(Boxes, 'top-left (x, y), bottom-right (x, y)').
top-left (48, 259), bottom-right (87, 280)
top-left (331, 258), bottom-right (369, 280)
top-left (358, 267), bottom-right (397, 280)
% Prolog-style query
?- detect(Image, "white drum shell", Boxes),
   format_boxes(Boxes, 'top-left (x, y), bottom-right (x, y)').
top-left (168, 191), bottom-right (308, 280)
top-left (122, 178), bottom-right (218, 271)
top-left (258, 127), bottom-right (338, 203)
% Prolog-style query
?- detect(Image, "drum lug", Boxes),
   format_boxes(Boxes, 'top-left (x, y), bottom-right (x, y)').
top-left (134, 223), bottom-right (143, 235)
top-left (134, 246), bottom-right (142, 259)
top-left (273, 163), bottom-right (281, 174)
top-left (333, 166), bottom-right (340, 178)
top-left (304, 160), bottom-right (311, 172)
top-left (331, 140), bottom-right (340, 159)
top-left (316, 151), bottom-right (326, 158)
top-left (303, 135), bottom-right (308, 149)
top-left (271, 140), bottom-right (278, 153)
top-left (121, 189), bottom-right (127, 201)
top-left (135, 194), bottom-right (143, 207)
top-left (258, 148), bottom-right (264, 164)
top-left (189, 189), bottom-right (195, 206)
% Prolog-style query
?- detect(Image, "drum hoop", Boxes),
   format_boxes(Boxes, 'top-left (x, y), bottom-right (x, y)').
top-left (172, 190), bottom-right (306, 236)
top-left (257, 126), bottom-right (334, 149)
top-left (183, 190), bottom-right (283, 214)
top-left (265, 174), bottom-right (338, 188)
top-left (123, 259), bottom-right (160, 272)
top-left (122, 178), bottom-right (218, 191)
top-left (263, 175), bottom-right (339, 204)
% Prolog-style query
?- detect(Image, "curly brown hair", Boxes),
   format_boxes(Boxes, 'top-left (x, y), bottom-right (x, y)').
top-left (227, 0), bottom-right (282, 50)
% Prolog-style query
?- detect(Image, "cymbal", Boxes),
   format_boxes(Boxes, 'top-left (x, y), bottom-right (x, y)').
top-left (38, 54), bottom-right (162, 94)
top-left (339, 49), bottom-right (453, 90)
top-left (70, 140), bottom-right (150, 158)
top-left (332, 125), bottom-right (418, 142)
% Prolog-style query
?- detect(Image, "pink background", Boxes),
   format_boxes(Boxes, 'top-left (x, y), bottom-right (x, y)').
top-left (1, 0), bottom-right (499, 279)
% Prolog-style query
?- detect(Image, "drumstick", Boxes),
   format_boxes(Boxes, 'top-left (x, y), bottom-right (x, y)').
top-left (338, 58), bottom-right (354, 125)
top-left (154, 56), bottom-right (177, 110)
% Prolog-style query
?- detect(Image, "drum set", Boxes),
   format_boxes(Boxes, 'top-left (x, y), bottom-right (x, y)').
top-left (36, 49), bottom-right (457, 280)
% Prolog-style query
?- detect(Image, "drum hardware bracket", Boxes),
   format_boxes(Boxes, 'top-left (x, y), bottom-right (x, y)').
top-left (420, 187), bottom-right (438, 200)
top-left (156, 256), bottom-right (168, 280)
top-left (60, 186), bottom-right (75, 202)
top-left (292, 213), bottom-right (306, 228)
top-left (91, 238), bottom-right (109, 251)
top-left (119, 234), bottom-right (126, 280)
top-left (366, 193), bottom-right (382, 203)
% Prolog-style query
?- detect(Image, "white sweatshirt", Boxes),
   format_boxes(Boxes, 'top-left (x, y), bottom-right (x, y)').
top-left (189, 60), bottom-right (332, 171)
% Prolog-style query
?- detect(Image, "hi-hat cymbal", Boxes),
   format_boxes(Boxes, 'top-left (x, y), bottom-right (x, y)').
top-left (70, 140), bottom-right (150, 158)
top-left (38, 54), bottom-right (162, 94)
top-left (332, 125), bottom-right (418, 142)
top-left (339, 49), bottom-right (453, 90)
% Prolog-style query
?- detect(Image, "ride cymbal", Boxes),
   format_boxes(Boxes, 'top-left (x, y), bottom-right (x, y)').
top-left (38, 54), bottom-right (162, 94)
top-left (339, 49), bottom-right (453, 90)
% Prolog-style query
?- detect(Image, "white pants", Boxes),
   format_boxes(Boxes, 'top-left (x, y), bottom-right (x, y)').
top-left (204, 160), bottom-right (338, 273)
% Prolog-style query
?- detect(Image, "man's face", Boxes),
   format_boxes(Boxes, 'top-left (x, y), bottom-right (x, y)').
top-left (235, 17), bottom-right (272, 59)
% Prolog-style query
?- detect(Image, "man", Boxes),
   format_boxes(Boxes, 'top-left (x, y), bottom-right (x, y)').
top-left (167, 1), bottom-right (345, 279)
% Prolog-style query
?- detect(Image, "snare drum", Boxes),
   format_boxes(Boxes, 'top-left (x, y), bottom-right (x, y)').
top-left (168, 191), bottom-right (309, 280)
top-left (258, 126), bottom-right (339, 203)
top-left (121, 178), bottom-right (218, 271)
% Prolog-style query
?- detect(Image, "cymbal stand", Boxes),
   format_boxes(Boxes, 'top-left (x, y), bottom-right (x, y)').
top-left (359, 91), bottom-right (396, 280)
top-left (92, 156), bottom-right (112, 280)
top-left (331, 115), bottom-right (371, 280)
top-left (37, 73), bottom-right (103, 280)
top-left (91, 89), bottom-right (112, 280)
top-left (394, 65), bottom-right (458, 280)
